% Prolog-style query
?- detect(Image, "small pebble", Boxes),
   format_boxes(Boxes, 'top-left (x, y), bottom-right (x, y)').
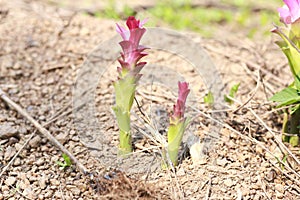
top-left (4, 177), bottom-right (16, 186)
top-left (4, 146), bottom-right (16, 161)
top-left (275, 184), bottom-right (285, 193)
top-left (29, 135), bottom-right (41, 148)
top-left (223, 179), bottom-right (236, 187)
top-left (176, 167), bottom-right (185, 176)
top-left (13, 157), bottom-right (21, 166)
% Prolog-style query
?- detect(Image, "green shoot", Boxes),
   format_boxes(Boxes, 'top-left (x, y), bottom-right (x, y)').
top-left (224, 83), bottom-right (240, 104)
top-left (204, 91), bottom-right (214, 107)
top-left (56, 153), bottom-right (72, 169)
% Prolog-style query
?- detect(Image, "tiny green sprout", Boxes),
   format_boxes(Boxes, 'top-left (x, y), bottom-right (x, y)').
top-left (56, 153), bottom-right (72, 169)
top-left (204, 91), bottom-right (214, 107)
top-left (276, 154), bottom-right (288, 170)
top-left (224, 83), bottom-right (240, 104)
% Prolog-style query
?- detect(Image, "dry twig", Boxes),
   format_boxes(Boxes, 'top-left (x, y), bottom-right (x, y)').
top-left (0, 88), bottom-right (89, 175)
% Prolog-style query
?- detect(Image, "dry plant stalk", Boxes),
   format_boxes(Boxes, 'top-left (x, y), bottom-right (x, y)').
top-left (0, 88), bottom-right (89, 175)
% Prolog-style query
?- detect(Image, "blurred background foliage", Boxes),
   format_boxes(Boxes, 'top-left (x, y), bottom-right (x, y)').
top-left (53, 0), bottom-right (282, 38)
top-left (94, 0), bottom-right (282, 38)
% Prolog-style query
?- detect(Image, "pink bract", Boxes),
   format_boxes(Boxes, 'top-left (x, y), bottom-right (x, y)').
top-left (278, 0), bottom-right (300, 24)
top-left (116, 16), bottom-right (148, 77)
top-left (172, 82), bottom-right (190, 122)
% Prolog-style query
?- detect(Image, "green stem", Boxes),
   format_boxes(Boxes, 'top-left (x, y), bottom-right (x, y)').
top-left (167, 144), bottom-right (180, 167)
top-left (282, 111), bottom-right (290, 143)
top-left (119, 129), bottom-right (132, 155)
top-left (289, 109), bottom-right (300, 147)
top-left (113, 107), bottom-right (132, 156)
top-left (165, 119), bottom-right (189, 168)
top-left (113, 75), bottom-right (136, 156)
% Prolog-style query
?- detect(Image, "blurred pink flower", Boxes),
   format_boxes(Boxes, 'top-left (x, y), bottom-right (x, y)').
top-left (278, 0), bottom-right (300, 24)
top-left (171, 82), bottom-right (190, 123)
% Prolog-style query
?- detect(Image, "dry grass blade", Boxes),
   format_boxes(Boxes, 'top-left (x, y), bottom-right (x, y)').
top-left (132, 106), bottom-right (185, 199)
top-left (233, 70), bottom-right (260, 113)
top-left (0, 131), bottom-right (35, 178)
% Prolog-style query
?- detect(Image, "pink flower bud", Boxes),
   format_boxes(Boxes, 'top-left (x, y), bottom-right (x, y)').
top-left (171, 82), bottom-right (190, 123)
top-left (116, 16), bottom-right (148, 79)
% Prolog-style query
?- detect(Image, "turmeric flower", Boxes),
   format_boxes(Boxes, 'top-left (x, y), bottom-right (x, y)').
top-left (166, 81), bottom-right (190, 166)
top-left (171, 82), bottom-right (190, 124)
top-left (116, 16), bottom-right (148, 79)
top-left (113, 16), bottom-right (148, 155)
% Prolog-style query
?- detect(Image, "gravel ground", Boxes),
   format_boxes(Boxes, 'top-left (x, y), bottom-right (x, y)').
top-left (1, 0), bottom-right (300, 199)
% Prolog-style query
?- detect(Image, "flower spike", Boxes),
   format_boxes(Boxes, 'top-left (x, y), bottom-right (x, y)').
top-left (113, 16), bottom-right (148, 155)
top-left (165, 82), bottom-right (190, 167)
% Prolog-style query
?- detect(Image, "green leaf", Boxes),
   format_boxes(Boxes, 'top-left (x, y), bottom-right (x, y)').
top-left (291, 104), bottom-right (300, 115)
top-left (273, 28), bottom-right (300, 78)
top-left (224, 83), bottom-right (240, 104)
top-left (56, 153), bottom-right (72, 169)
top-left (269, 87), bottom-right (300, 107)
top-left (112, 106), bottom-right (131, 133)
top-left (166, 117), bottom-right (190, 166)
top-left (56, 161), bottom-right (65, 167)
top-left (114, 75), bottom-right (136, 111)
top-left (62, 153), bottom-right (72, 167)
top-left (204, 91), bottom-right (214, 106)
top-left (294, 71), bottom-right (300, 90)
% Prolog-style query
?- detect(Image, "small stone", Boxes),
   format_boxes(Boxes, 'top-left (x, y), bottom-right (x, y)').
top-left (190, 143), bottom-right (207, 165)
top-left (55, 132), bottom-right (68, 144)
top-left (216, 158), bottom-right (228, 167)
top-left (255, 145), bottom-right (264, 155)
top-left (252, 183), bottom-right (260, 190)
top-left (50, 179), bottom-right (60, 186)
top-left (241, 187), bottom-right (250, 196)
top-left (71, 187), bottom-right (81, 195)
top-left (19, 177), bottom-right (30, 190)
top-left (212, 177), bottom-right (220, 185)
top-left (70, 130), bottom-right (76, 135)
top-left (176, 167), bottom-right (185, 176)
top-left (2, 185), bottom-right (9, 191)
top-left (44, 190), bottom-right (53, 198)
top-left (4, 146), bottom-right (16, 161)
top-left (35, 158), bottom-right (44, 166)
top-left (15, 143), bottom-right (23, 151)
top-left (13, 157), bottom-right (21, 166)
top-left (223, 179), bottom-right (236, 187)
top-left (29, 135), bottom-right (41, 148)
top-left (41, 145), bottom-right (48, 151)
top-left (265, 169), bottom-right (277, 182)
top-left (4, 177), bottom-right (16, 186)
top-left (0, 123), bottom-right (19, 139)
top-left (80, 27), bottom-right (90, 36)
top-left (23, 188), bottom-right (36, 199)
top-left (39, 175), bottom-right (48, 189)
top-left (72, 135), bottom-right (79, 142)
top-left (276, 191), bottom-right (284, 199)
top-left (8, 137), bottom-right (19, 145)
top-left (275, 184), bottom-right (285, 193)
